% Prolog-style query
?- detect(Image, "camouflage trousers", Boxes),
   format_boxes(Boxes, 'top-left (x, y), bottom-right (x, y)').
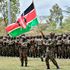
top-left (45, 51), bottom-right (59, 69)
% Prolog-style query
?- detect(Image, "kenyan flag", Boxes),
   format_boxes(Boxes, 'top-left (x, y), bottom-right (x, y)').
top-left (5, 23), bottom-right (31, 37)
top-left (5, 2), bottom-right (39, 37)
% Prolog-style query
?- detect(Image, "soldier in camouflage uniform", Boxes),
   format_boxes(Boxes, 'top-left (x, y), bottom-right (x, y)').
top-left (16, 36), bottom-right (28, 67)
top-left (61, 34), bottom-right (67, 58)
top-left (40, 31), bottom-right (60, 69)
top-left (67, 36), bottom-right (70, 58)
top-left (29, 39), bottom-right (36, 57)
top-left (0, 36), bottom-right (3, 56)
top-left (56, 35), bottom-right (62, 58)
top-left (2, 36), bottom-right (7, 56)
top-left (9, 37), bottom-right (16, 56)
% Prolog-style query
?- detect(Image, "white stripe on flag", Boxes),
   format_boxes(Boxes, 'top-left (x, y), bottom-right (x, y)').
top-left (20, 17), bottom-right (26, 28)
top-left (18, 16), bottom-right (26, 28)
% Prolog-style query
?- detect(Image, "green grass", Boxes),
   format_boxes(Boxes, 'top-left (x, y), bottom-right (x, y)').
top-left (0, 57), bottom-right (70, 70)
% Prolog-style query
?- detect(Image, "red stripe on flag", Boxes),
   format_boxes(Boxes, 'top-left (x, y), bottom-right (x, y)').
top-left (5, 23), bottom-right (19, 32)
top-left (18, 9), bottom-right (36, 27)
top-left (23, 9), bottom-right (36, 26)
top-left (16, 9), bottom-right (36, 28)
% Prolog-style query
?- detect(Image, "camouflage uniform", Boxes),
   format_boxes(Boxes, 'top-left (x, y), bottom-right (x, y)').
top-left (0, 37), bottom-right (3, 56)
top-left (61, 35), bottom-right (67, 58)
top-left (40, 32), bottom-right (60, 69)
top-left (56, 36), bottom-right (62, 58)
top-left (67, 36), bottom-right (70, 58)
top-left (2, 37), bottom-right (7, 56)
top-left (44, 37), bottom-right (59, 69)
top-left (16, 37), bottom-right (28, 67)
top-left (29, 39), bottom-right (36, 57)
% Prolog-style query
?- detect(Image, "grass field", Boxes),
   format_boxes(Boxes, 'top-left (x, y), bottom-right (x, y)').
top-left (0, 57), bottom-right (70, 70)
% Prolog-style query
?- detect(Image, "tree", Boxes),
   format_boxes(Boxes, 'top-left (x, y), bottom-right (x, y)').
top-left (62, 6), bottom-right (70, 15)
top-left (0, 0), bottom-right (20, 26)
top-left (10, 0), bottom-right (20, 23)
top-left (0, 0), bottom-right (7, 25)
top-left (50, 4), bottom-right (63, 29)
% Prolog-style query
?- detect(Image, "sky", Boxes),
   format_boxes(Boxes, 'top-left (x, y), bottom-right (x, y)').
top-left (19, 0), bottom-right (70, 16)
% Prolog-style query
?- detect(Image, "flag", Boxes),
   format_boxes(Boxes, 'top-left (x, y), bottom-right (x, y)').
top-left (5, 2), bottom-right (39, 37)
top-left (17, 2), bottom-right (39, 28)
top-left (17, 16), bottom-right (26, 28)
top-left (5, 23), bottom-right (31, 37)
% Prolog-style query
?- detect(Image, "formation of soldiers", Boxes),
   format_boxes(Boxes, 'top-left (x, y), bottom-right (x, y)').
top-left (0, 33), bottom-right (70, 67)
top-left (0, 33), bottom-right (70, 58)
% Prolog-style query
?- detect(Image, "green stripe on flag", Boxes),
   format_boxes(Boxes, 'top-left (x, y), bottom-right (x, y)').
top-left (29, 18), bottom-right (39, 26)
top-left (9, 26), bottom-right (31, 37)
top-left (9, 18), bottom-right (39, 37)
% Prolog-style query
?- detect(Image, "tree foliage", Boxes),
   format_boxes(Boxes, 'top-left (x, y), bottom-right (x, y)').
top-left (50, 4), bottom-right (63, 21)
top-left (63, 6), bottom-right (70, 14)
top-left (10, 0), bottom-right (20, 23)
top-left (0, 0), bottom-right (20, 26)
top-left (49, 4), bottom-right (63, 29)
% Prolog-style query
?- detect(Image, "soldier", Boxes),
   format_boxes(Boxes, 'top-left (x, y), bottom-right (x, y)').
top-left (56, 35), bottom-right (62, 58)
top-left (29, 39), bottom-right (36, 57)
top-left (0, 36), bottom-right (3, 56)
top-left (61, 34), bottom-right (67, 58)
top-left (40, 39), bottom-right (46, 62)
top-left (16, 36), bottom-right (28, 67)
top-left (40, 31), bottom-right (60, 69)
top-left (2, 36), bottom-right (7, 56)
top-left (67, 36), bottom-right (70, 58)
